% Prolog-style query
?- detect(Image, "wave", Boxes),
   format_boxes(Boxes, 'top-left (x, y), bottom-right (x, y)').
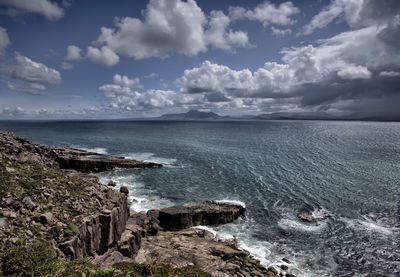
top-left (214, 199), bottom-right (246, 208)
top-left (278, 218), bottom-right (328, 233)
top-left (340, 216), bottom-right (397, 236)
top-left (194, 221), bottom-right (318, 277)
top-left (95, 169), bottom-right (174, 213)
top-left (123, 152), bottom-right (177, 166)
top-left (77, 147), bottom-right (108, 155)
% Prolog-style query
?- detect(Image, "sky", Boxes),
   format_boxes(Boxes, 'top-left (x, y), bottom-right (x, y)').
top-left (0, 0), bottom-right (399, 120)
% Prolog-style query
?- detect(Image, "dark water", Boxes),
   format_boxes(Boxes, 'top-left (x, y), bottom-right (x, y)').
top-left (1, 120), bottom-right (399, 276)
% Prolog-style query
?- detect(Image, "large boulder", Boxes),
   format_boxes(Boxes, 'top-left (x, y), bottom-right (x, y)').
top-left (158, 201), bottom-right (245, 231)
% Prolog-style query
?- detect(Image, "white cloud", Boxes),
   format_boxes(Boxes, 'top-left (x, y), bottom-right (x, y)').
top-left (0, 0), bottom-right (64, 20)
top-left (271, 26), bottom-right (292, 37)
top-left (337, 65), bottom-right (371, 80)
top-left (99, 84), bottom-right (133, 98)
top-left (113, 74), bottom-right (142, 88)
top-left (301, 0), bottom-right (400, 35)
top-left (97, 0), bottom-right (207, 60)
top-left (9, 52), bottom-right (61, 94)
top-left (0, 26), bottom-right (10, 57)
top-left (87, 46), bottom-right (119, 66)
top-left (93, 0), bottom-right (249, 62)
top-left (61, 61), bottom-right (73, 70)
top-left (180, 23), bottom-right (399, 100)
top-left (302, 0), bottom-right (349, 35)
top-left (99, 74), bottom-right (142, 97)
top-left (205, 10), bottom-right (249, 50)
top-left (66, 45), bottom-right (82, 60)
top-left (12, 52), bottom-right (61, 85)
top-left (379, 71), bottom-right (400, 77)
top-left (0, 106), bottom-right (25, 116)
top-left (229, 1), bottom-right (300, 26)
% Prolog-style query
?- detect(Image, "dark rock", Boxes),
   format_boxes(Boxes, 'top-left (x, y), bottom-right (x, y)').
top-left (282, 258), bottom-right (291, 264)
top-left (280, 264), bottom-right (288, 270)
top-left (108, 180), bottom-right (117, 187)
top-left (0, 218), bottom-right (10, 232)
top-left (120, 185), bottom-right (129, 195)
top-left (22, 196), bottom-right (36, 211)
top-left (267, 266), bottom-right (279, 275)
top-left (158, 201), bottom-right (246, 231)
top-left (117, 223), bottom-right (142, 257)
top-left (128, 210), bottom-right (161, 236)
top-left (299, 210), bottom-right (330, 223)
top-left (40, 212), bottom-right (53, 224)
top-left (285, 274), bottom-right (296, 277)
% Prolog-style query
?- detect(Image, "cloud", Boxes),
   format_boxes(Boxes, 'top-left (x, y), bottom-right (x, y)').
top-left (379, 71), bottom-right (400, 77)
top-left (205, 10), bottom-right (249, 50)
top-left (337, 65), bottom-right (371, 80)
top-left (93, 0), bottom-right (249, 61)
top-left (0, 26), bottom-right (10, 57)
top-left (9, 52), bottom-right (61, 94)
top-left (112, 74), bottom-right (142, 88)
top-left (142, 72), bottom-right (159, 79)
top-left (271, 26), bottom-right (292, 37)
top-left (87, 46), bottom-right (119, 66)
top-left (177, 8), bottom-right (400, 119)
top-left (99, 74), bottom-right (142, 98)
top-left (0, 106), bottom-right (25, 117)
top-left (61, 61), bottom-right (73, 70)
top-left (301, 0), bottom-right (400, 35)
top-left (66, 45), bottom-right (81, 60)
top-left (229, 1), bottom-right (300, 26)
top-left (0, 0), bottom-right (64, 20)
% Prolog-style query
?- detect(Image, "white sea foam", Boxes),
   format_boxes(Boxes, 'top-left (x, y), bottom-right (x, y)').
top-left (311, 208), bottom-right (332, 220)
top-left (194, 223), bottom-right (319, 277)
top-left (78, 147), bottom-right (108, 155)
top-left (96, 169), bottom-right (173, 213)
top-left (214, 199), bottom-right (246, 208)
top-left (341, 216), bottom-right (397, 236)
top-left (124, 152), bottom-right (177, 166)
top-left (278, 218), bottom-right (328, 233)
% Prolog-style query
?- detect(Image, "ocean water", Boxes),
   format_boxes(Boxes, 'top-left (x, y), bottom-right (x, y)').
top-left (0, 120), bottom-right (399, 276)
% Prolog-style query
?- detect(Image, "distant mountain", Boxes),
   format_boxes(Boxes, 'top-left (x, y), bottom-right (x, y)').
top-left (158, 110), bottom-right (230, 120)
top-left (250, 112), bottom-right (336, 120)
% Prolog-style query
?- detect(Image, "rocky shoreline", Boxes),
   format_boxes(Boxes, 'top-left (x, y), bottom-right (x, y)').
top-left (0, 131), bottom-right (294, 277)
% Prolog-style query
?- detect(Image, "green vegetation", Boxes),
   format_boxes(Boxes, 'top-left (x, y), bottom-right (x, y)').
top-left (0, 241), bottom-right (211, 277)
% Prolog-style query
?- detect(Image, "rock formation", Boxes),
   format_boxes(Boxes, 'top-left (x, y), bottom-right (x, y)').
top-left (157, 201), bottom-right (246, 230)
top-left (0, 131), bottom-right (290, 277)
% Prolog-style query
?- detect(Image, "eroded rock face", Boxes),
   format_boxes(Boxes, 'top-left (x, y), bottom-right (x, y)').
top-left (158, 201), bottom-right (246, 231)
top-left (59, 201), bottom-right (129, 259)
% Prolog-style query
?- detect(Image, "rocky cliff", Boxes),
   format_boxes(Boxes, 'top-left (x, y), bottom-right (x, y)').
top-left (0, 131), bottom-right (292, 277)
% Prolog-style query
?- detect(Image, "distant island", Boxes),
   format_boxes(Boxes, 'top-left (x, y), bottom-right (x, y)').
top-left (145, 109), bottom-right (399, 122)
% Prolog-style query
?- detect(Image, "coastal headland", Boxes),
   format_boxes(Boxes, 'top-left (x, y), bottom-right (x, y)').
top-left (0, 131), bottom-right (293, 277)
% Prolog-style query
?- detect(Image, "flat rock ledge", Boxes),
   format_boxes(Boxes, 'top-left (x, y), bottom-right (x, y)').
top-left (52, 147), bottom-right (162, 173)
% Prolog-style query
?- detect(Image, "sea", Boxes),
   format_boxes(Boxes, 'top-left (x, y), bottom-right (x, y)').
top-left (0, 120), bottom-right (399, 276)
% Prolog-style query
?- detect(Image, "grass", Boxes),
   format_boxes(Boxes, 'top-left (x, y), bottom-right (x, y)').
top-left (0, 241), bottom-right (211, 277)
